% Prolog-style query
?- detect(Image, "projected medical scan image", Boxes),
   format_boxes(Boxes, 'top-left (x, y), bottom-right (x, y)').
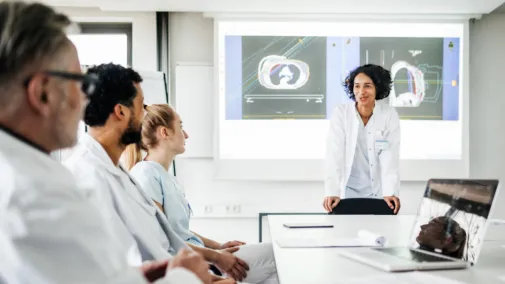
top-left (240, 36), bottom-right (327, 119)
top-left (360, 37), bottom-right (460, 120)
top-left (410, 179), bottom-right (498, 263)
top-left (225, 35), bottom-right (460, 122)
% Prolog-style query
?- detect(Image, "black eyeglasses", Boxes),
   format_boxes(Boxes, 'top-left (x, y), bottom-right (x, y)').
top-left (23, 71), bottom-right (99, 96)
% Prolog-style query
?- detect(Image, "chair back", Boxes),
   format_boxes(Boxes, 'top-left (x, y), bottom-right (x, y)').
top-left (329, 198), bottom-right (396, 215)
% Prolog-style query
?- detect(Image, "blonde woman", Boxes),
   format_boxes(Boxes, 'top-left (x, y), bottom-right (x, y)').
top-left (125, 104), bottom-right (278, 284)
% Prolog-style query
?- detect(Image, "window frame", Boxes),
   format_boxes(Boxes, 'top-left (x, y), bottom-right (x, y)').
top-left (77, 23), bottom-right (133, 67)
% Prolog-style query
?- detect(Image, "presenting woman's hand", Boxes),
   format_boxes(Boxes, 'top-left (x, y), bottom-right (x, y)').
top-left (383, 196), bottom-right (400, 214)
top-left (323, 196), bottom-right (341, 212)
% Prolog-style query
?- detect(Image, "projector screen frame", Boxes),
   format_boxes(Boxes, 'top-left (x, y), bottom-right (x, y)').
top-left (212, 18), bottom-right (470, 181)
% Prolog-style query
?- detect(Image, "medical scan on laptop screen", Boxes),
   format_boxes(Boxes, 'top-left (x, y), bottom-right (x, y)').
top-left (409, 179), bottom-right (499, 263)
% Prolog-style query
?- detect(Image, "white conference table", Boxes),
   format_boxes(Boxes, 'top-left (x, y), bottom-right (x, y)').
top-left (268, 215), bottom-right (505, 284)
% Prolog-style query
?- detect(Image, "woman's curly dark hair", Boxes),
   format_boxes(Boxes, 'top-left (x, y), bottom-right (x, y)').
top-left (343, 64), bottom-right (393, 101)
top-left (84, 63), bottom-right (143, 127)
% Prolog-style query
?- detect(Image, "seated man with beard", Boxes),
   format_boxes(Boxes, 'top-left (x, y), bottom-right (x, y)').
top-left (64, 63), bottom-right (239, 284)
top-left (0, 2), bottom-right (209, 282)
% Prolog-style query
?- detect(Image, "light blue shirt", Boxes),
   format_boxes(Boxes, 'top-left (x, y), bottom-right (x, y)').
top-left (345, 109), bottom-right (376, 198)
top-left (130, 161), bottom-right (204, 247)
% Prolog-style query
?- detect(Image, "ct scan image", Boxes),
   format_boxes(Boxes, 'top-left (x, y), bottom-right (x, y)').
top-left (360, 37), bottom-right (449, 120)
top-left (241, 36), bottom-right (327, 119)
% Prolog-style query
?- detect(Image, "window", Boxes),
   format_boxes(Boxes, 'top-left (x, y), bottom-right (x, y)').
top-left (56, 23), bottom-right (133, 162)
top-left (69, 23), bottom-right (132, 67)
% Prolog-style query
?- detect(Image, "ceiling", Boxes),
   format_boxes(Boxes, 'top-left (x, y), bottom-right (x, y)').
top-left (492, 2), bottom-right (505, 13)
top-left (42, 0), bottom-right (505, 15)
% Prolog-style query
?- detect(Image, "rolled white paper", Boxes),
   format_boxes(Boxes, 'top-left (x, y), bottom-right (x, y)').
top-left (358, 229), bottom-right (387, 246)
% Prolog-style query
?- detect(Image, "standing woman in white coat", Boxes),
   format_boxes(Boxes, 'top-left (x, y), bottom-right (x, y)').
top-left (323, 64), bottom-right (401, 214)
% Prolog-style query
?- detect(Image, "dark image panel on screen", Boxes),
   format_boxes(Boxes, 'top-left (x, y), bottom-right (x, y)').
top-left (360, 37), bottom-right (445, 120)
top-left (241, 36), bottom-right (327, 119)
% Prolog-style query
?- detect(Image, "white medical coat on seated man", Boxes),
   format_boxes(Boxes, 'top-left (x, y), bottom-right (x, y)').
top-left (64, 134), bottom-right (190, 261)
top-left (0, 129), bottom-right (202, 284)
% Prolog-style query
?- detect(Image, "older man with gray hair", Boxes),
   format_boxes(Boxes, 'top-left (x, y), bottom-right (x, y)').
top-left (0, 1), bottom-right (211, 283)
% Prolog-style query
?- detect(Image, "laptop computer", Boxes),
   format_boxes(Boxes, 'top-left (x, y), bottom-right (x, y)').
top-left (338, 179), bottom-right (500, 272)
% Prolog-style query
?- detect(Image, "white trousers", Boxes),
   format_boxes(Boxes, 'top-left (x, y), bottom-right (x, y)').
top-left (229, 242), bottom-right (278, 284)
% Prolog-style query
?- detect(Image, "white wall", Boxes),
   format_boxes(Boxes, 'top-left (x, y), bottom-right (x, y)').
top-left (168, 13), bottom-right (213, 105)
top-left (56, 7), bottom-right (157, 71)
top-left (52, 9), bottom-right (504, 244)
top-left (468, 13), bottom-right (505, 220)
top-left (168, 13), bottom-right (477, 244)
top-left (468, 14), bottom-right (505, 180)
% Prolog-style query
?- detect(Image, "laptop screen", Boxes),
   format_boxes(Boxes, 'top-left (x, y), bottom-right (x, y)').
top-left (408, 179), bottom-right (499, 264)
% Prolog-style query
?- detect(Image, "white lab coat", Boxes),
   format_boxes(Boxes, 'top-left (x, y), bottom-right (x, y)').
top-left (324, 102), bottom-right (401, 199)
top-left (64, 134), bottom-right (190, 261)
top-left (0, 129), bottom-right (202, 284)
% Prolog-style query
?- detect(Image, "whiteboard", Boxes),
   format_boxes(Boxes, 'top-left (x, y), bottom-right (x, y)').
top-left (139, 70), bottom-right (169, 105)
top-left (175, 64), bottom-right (213, 158)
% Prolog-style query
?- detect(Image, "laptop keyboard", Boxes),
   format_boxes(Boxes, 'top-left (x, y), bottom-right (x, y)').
top-left (373, 247), bottom-right (454, 263)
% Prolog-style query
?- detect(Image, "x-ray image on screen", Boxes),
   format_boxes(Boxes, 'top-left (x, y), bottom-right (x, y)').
top-left (360, 37), bottom-right (457, 120)
top-left (241, 36), bottom-right (327, 119)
